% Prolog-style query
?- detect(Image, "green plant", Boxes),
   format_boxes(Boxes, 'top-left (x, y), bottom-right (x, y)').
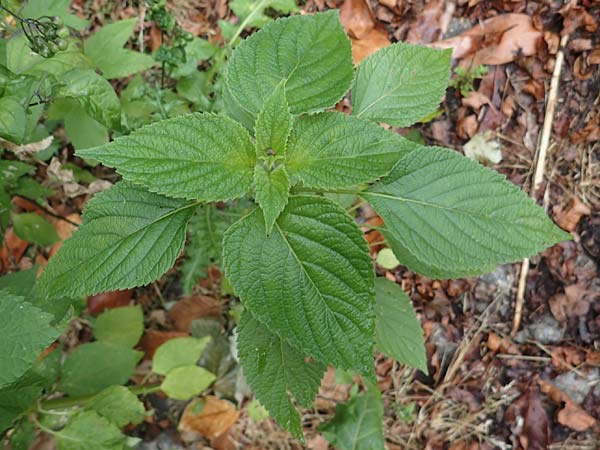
top-left (2, 9), bottom-right (569, 447)
top-left (449, 64), bottom-right (488, 96)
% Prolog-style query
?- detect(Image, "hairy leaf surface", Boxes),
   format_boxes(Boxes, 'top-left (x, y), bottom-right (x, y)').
top-left (255, 81), bottom-right (292, 155)
top-left (237, 310), bottom-right (326, 440)
top-left (363, 146), bottom-right (570, 278)
top-left (352, 43), bottom-right (451, 127)
top-left (37, 183), bottom-right (196, 298)
top-left (285, 112), bottom-right (418, 188)
top-left (224, 11), bottom-right (353, 128)
top-left (254, 164), bottom-right (290, 234)
top-left (223, 196), bottom-right (375, 372)
top-left (78, 114), bottom-right (256, 201)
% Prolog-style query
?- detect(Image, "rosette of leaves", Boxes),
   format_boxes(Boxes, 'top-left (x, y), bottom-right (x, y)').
top-left (35, 10), bottom-right (570, 443)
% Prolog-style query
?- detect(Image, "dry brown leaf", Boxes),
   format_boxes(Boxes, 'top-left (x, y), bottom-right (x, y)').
top-left (462, 91), bottom-right (491, 111)
top-left (539, 380), bottom-right (597, 432)
top-left (87, 290), bottom-right (134, 316)
top-left (138, 330), bottom-right (189, 359)
top-left (179, 396), bottom-right (240, 440)
top-left (167, 295), bottom-right (222, 332)
top-left (340, 0), bottom-right (390, 64)
top-left (0, 136), bottom-right (54, 160)
top-left (0, 228), bottom-right (29, 270)
top-left (519, 388), bottom-right (550, 450)
top-left (555, 197), bottom-right (591, 232)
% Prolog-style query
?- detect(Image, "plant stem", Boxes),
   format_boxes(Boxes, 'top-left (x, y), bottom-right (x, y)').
top-left (40, 384), bottom-right (161, 410)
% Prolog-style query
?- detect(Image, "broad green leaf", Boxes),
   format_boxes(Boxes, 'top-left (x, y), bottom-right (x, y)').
top-left (219, 0), bottom-right (298, 41)
top-left (237, 310), bottom-right (326, 440)
top-left (58, 342), bottom-right (143, 396)
top-left (0, 160), bottom-right (34, 181)
top-left (22, 0), bottom-right (88, 30)
top-left (255, 81), bottom-right (291, 155)
top-left (13, 178), bottom-right (55, 203)
top-left (85, 386), bottom-right (147, 427)
top-left (363, 146), bottom-right (571, 278)
top-left (320, 388), bottom-right (385, 450)
top-left (254, 164), bottom-right (290, 234)
top-left (152, 336), bottom-right (211, 375)
top-left (93, 306), bottom-right (144, 348)
top-left (56, 411), bottom-right (125, 450)
top-left (78, 113), bottom-right (257, 202)
top-left (37, 182), bottom-right (196, 298)
top-left (375, 248), bottom-right (400, 270)
top-left (48, 99), bottom-right (109, 150)
top-left (224, 11), bottom-right (353, 128)
top-left (55, 69), bottom-right (121, 130)
top-left (352, 43), bottom-right (452, 127)
top-left (223, 195), bottom-right (375, 373)
top-left (0, 291), bottom-right (59, 388)
top-left (160, 365), bottom-right (215, 400)
top-left (170, 37), bottom-right (217, 79)
top-left (285, 112), bottom-right (417, 189)
top-left (10, 419), bottom-right (36, 450)
top-left (374, 278), bottom-right (426, 372)
top-left (0, 266), bottom-right (38, 297)
top-left (85, 19), bottom-right (156, 79)
top-left (0, 97), bottom-right (26, 144)
top-left (12, 213), bottom-right (59, 246)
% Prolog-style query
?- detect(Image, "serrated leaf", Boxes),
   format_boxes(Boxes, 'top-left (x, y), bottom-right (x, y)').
top-left (255, 81), bottom-right (291, 155)
top-left (85, 19), bottom-right (156, 79)
top-left (58, 342), bottom-right (143, 396)
top-left (0, 266), bottom-right (38, 297)
top-left (237, 310), bottom-right (325, 440)
top-left (352, 43), bottom-right (452, 127)
top-left (12, 213), bottom-right (59, 246)
top-left (77, 113), bottom-right (256, 201)
top-left (56, 411), bottom-right (125, 450)
top-left (85, 386), bottom-right (147, 427)
top-left (224, 11), bottom-right (353, 128)
top-left (320, 388), bottom-right (385, 450)
top-left (0, 291), bottom-right (60, 388)
top-left (160, 365), bottom-right (215, 400)
top-left (285, 112), bottom-right (418, 189)
top-left (152, 336), bottom-right (211, 375)
top-left (0, 97), bottom-right (26, 144)
top-left (36, 182), bottom-right (197, 298)
top-left (254, 164), bottom-right (290, 234)
top-left (223, 195), bottom-right (375, 373)
top-left (363, 146), bottom-right (571, 278)
top-left (93, 306), bottom-right (144, 348)
top-left (55, 69), bottom-right (121, 130)
top-left (374, 278), bottom-right (426, 372)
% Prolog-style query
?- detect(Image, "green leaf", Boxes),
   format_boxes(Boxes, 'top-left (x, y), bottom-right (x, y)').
top-left (224, 11), bottom-right (353, 128)
top-left (374, 278), bottom-right (426, 372)
top-left (0, 291), bottom-right (59, 388)
top-left (0, 97), bottom-right (26, 144)
top-left (0, 266), bottom-right (38, 297)
top-left (223, 195), bottom-right (375, 373)
top-left (12, 213), bottom-right (59, 246)
top-left (363, 146), bottom-right (571, 278)
top-left (320, 388), bottom-right (385, 450)
top-left (85, 19), bottom-right (156, 79)
top-left (36, 182), bottom-right (197, 298)
top-left (78, 113), bottom-right (257, 202)
top-left (352, 43), bottom-right (452, 127)
top-left (85, 386), bottom-right (147, 427)
top-left (56, 411), bottom-right (125, 450)
top-left (10, 419), bottom-right (36, 450)
top-left (254, 164), bottom-right (290, 234)
top-left (152, 336), bottom-right (211, 376)
top-left (58, 342), bottom-right (143, 396)
top-left (237, 310), bottom-right (325, 440)
top-left (93, 306), bottom-right (144, 348)
top-left (0, 160), bottom-right (34, 181)
top-left (170, 37), bottom-right (217, 79)
top-left (375, 248), bottom-right (399, 270)
top-left (55, 69), bottom-right (121, 130)
top-left (13, 178), bottom-right (55, 203)
top-left (160, 365), bottom-right (215, 400)
top-left (255, 81), bottom-right (291, 155)
top-left (22, 0), bottom-right (88, 30)
top-left (219, 0), bottom-right (298, 41)
top-left (285, 112), bottom-right (418, 189)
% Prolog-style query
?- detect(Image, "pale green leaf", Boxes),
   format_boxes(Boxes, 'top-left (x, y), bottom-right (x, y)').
top-left (224, 11), bottom-right (353, 128)
top-left (375, 248), bottom-right (399, 270)
top-left (374, 278), bottom-right (426, 372)
top-left (36, 182), bottom-right (197, 298)
top-left (56, 411), bottom-right (125, 450)
top-left (93, 306), bottom-right (144, 348)
top-left (55, 69), bottom-right (121, 130)
top-left (85, 19), bottom-right (156, 79)
top-left (255, 81), bottom-right (291, 155)
top-left (223, 195), bottom-right (375, 373)
top-left (320, 388), bottom-right (385, 450)
top-left (0, 291), bottom-right (59, 388)
top-left (58, 342), bottom-right (143, 396)
top-left (254, 164), bottom-right (290, 234)
top-left (352, 43), bottom-right (452, 127)
top-left (152, 336), bottom-right (211, 375)
top-left (363, 146), bottom-right (571, 278)
top-left (160, 365), bottom-right (215, 400)
top-left (12, 213), bottom-right (59, 246)
top-left (0, 97), bottom-right (26, 144)
top-left (85, 386), bottom-right (147, 427)
top-left (220, 0), bottom-right (298, 41)
top-left (237, 310), bottom-right (325, 440)
top-left (22, 0), bottom-right (88, 30)
top-left (50, 100), bottom-right (109, 150)
top-left (285, 112), bottom-right (417, 189)
top-left (170, 37), bottom-right (217, 79)
top-left (77, 113), bottom-right (257, 201)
